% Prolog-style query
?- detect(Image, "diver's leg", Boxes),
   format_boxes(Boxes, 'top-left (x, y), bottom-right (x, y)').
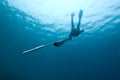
top-left (68, 13), bottom-right (75, 40)
top-left (71, 13), bottom-right (75, 30)
top-left (77, 10), bottom-right (83, 30)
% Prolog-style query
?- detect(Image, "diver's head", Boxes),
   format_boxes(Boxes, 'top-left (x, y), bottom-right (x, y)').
top-left (54, 43), bottom-right (59, 47)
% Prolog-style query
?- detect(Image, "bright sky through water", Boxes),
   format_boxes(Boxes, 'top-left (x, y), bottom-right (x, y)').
top-left (7, 0), bottom-right (120, 33)
top-left (8, 0), bottom-right (96, 16)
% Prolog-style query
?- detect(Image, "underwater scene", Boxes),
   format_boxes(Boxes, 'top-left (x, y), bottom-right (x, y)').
top-left (0, 0), bottom-right (120, 80)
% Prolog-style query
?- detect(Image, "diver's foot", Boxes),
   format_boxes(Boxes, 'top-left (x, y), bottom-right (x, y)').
top-left (79, 9), bottom-right (83, 19)
top-left (71, 13), bottom-right (75, 17)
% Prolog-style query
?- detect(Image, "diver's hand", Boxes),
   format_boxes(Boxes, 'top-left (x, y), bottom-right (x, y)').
top-left (80, 29), bottom-right (84, 33)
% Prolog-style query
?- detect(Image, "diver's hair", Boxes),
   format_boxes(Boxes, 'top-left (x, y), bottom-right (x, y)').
top-left (54, 43), bottom-right (59, 47)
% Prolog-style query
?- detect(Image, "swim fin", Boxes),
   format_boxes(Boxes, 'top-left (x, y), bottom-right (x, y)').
top-left (22, 38), bottom-right (69, 54)
top-left (22, 43), bottom-right (53, 54)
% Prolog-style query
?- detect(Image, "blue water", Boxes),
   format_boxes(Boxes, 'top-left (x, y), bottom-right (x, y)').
top-left (0, 0), bottom-right (120, 80)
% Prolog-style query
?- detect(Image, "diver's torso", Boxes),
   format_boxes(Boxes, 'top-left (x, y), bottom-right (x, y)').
top-left (70, 28), bottom-right (80, 37)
